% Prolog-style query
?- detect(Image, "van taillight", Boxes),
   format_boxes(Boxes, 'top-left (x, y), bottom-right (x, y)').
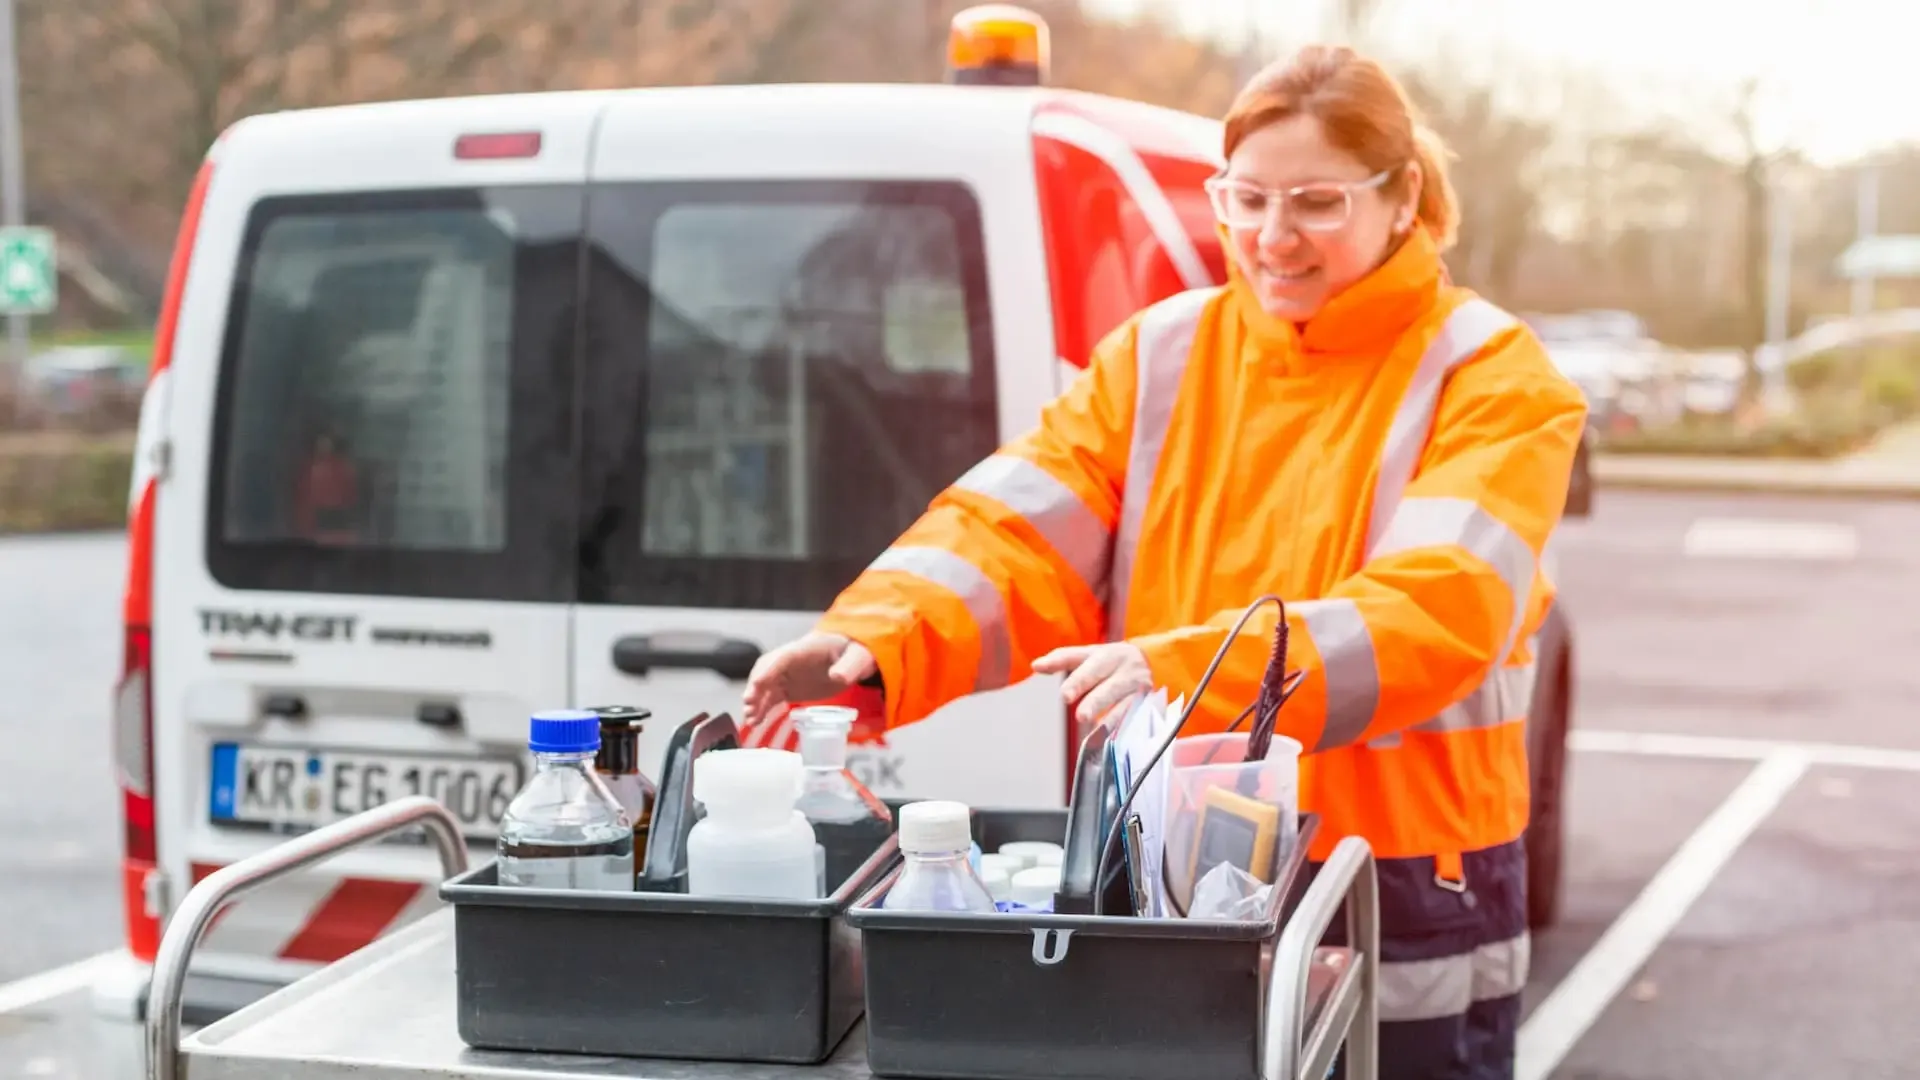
top-left (115, 625), bottom-right (155, 859)
top-left (114, 621), bottom-right (159, 959)
top-left (454, 131), bottom-right (542, 160)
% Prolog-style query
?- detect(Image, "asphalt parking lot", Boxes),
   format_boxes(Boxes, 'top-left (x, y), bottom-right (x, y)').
top-left (7, 489), bottom-right (1920, 1079)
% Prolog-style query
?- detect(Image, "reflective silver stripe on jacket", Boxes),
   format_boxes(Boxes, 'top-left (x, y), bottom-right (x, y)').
top-left (1294, 597), bottom-right (1378, 752)
top-left (1364, 299), bottom-right (1519, 555)
top-left (1363, 659), bottom-right (1537, 749)
top-left (950, 453), bottom-right (1112, 606)
top-left (1378, 933), bottom-right (1530, 1022)
top-left (1372, 495), bottom-right (1537, 660)
top-left (864, 546), bottom-right (1011, 693)
top-left (1310, 300), bottom-right (1522, 747)
top-left (1105, 287), bottom-right (1220, 639)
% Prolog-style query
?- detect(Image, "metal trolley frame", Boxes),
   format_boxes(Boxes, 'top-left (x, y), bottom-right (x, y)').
top-left (147, 797), bottom-right (1380, 1080)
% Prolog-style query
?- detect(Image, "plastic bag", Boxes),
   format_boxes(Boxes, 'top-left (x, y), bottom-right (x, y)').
top-left (1186, 860), bottom-right (1275, 921)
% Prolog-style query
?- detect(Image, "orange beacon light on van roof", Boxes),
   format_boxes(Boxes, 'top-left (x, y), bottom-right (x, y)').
top-left (946, 4), bottom-right (1049, 86)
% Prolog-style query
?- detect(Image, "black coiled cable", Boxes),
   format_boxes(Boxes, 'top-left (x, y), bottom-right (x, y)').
top-left (1089, 593), bottom-right (1304, 915)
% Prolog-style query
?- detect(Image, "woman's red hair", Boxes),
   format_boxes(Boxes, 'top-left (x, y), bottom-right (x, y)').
top-left (1223, 45), bottom-right (1460, 250)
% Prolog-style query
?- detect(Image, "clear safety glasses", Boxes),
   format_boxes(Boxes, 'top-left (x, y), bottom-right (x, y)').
top-left (1203, 168), bottom-right (1396, 233)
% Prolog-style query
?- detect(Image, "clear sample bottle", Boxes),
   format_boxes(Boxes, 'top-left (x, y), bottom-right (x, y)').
top-left (686, 748), bottom-right (820, 900)
top-left (498, 709), bottom-right (635, 892)
top-left (791, 706), bottom-right (894, 893)
top-left (880, 800), bottom-right (999, 913)
top-left (589, 704), bottom-right (656, 884)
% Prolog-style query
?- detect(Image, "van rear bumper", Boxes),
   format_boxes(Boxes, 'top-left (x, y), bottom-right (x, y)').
top-left (88, 949), bottom-right (287, 1028)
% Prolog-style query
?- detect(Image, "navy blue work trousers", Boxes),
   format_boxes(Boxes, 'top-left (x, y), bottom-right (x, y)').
top-left (1314, 838), bottom-right (1530, 1080)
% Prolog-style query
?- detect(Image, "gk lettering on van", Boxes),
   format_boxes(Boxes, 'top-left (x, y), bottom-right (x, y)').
top-left (846, 751), bottom-right (904, 792)
top-left (198, 608), bottom-right (359, 643)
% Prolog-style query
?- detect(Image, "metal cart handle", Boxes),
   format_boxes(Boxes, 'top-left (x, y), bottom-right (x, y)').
top-left (1263, 835), bottom-right (1381, 1080)
top-left (144, 795), bottom-right (471, 1080)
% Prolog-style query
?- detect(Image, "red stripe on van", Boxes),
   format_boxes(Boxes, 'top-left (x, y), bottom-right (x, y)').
top-left (276, 877), bottom-right (424, 963)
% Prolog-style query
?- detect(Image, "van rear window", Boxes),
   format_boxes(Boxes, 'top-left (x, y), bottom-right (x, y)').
top-left (576, 180), bottom-right (1000, 610)
top-left (206, 187), bottom-right (583, 602)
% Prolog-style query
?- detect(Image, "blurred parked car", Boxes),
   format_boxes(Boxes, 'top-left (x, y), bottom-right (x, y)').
top-left (13, 343), bottom-right (146, 428)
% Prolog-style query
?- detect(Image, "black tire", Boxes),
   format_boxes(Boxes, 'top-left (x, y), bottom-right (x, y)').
top-left (1525, 645), bottom-right (1572, 931)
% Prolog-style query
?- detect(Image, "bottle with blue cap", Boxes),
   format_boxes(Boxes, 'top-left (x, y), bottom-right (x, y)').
top-left (497, 709), bottom-right (635, 891)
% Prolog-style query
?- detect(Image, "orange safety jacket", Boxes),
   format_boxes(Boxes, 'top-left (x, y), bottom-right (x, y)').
top-left (816, 226), bottom-right (1589, 868)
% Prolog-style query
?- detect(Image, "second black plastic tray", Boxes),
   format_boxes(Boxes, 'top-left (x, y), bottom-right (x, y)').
top-left (846, 807), bottom-right (1317, 1080)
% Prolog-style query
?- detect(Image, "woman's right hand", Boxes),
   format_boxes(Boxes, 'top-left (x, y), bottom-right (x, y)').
top-left (741, 632), bottom-right (878, 726)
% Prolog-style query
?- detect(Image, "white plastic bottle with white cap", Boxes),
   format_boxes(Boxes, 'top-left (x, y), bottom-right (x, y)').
top-left (1010, 866), bottom-right (1061, 912)
top-left (880, 800), bottom-right (999, 913)
top-left (997, 841), bottom-right (1064, 871)
top-left (686, 748), bottom-right (819, 900)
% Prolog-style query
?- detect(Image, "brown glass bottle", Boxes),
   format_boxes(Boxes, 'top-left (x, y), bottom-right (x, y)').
top-left (589, 705), bottom-right (656, 886)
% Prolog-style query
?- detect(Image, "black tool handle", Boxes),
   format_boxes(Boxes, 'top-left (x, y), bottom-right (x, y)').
top-left (636, 712), bottom-right (741, 892)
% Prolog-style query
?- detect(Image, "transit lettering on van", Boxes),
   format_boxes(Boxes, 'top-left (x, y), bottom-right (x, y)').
top-left (197, 608), bottom-right (358, 643)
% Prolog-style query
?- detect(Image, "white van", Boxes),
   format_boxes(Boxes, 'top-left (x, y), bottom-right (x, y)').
top-left (93, 52), bottom-right (1260, 1020)
top-left (98, 15), bottom-right (1588, 1025)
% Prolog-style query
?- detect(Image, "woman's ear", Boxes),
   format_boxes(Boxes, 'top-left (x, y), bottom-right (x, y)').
top-left (1399, 159), bottom-right (1425, 232)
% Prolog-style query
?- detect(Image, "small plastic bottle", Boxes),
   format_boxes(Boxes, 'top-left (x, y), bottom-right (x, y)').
top-left (498, 710), bottom-right (634, 892)
top-left (998, 841), bottom-right (1064, 871)
top-left (978, 861), bottom-right (1013, 906)
top-left (590, 705), bottom-right (656, 885)
top-left (1010, 866), bottom-right (1061, 912)
top-left (686, 748), bottom-right (819, 900)
top-left (880, 800), bottom-right (998, 913)
top-left (978, 852), bottom-right (1022, 887)
top-left (791, 706), bottom-right (894, 893)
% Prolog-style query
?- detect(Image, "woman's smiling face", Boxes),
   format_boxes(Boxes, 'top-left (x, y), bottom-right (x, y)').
top-left (1215, 111), bottom-right (1419, 321)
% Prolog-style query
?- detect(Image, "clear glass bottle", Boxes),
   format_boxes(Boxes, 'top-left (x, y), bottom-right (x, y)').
top-left (589, 704), bottom-right (656, 884)
top-left (791, 706), bottom-right (894, 893)
top-left (498, 710), bottom-right (634, 891)
top-left (880, 800), bottom-right (998, 913)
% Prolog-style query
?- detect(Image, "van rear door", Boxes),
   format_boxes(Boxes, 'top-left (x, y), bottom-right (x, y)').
top-left (151, 103), bottom-right (589, 967)
top-left (569, 89), bottom-right (1068, 809)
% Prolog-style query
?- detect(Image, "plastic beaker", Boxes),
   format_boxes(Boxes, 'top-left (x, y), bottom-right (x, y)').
top-left (1159, 732), bottom-right (1301, 916)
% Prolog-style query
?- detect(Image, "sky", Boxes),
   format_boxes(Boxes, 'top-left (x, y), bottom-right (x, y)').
top-left (1081, 0), bottom-right (1920, 165)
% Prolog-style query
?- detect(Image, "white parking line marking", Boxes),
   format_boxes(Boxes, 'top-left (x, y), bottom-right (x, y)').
top-left (0, 951), bottom-right (119, 1016)
top-left (1515, 749), bottom-right (1810, 1080)
top-left (1572, 728), bottom-right (1920, 772)
top-left (1682, 517), bottom-right (1858, 560)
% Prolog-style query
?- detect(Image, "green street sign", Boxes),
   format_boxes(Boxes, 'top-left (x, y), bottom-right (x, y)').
top-left (0, 227), bottom-right (57, 316)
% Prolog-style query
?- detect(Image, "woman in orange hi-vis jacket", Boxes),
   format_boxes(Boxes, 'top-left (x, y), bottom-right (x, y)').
top-left (745, 44), bottom-right (1587, 1080)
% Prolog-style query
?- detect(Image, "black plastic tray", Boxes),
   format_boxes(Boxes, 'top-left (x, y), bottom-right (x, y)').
top-left (440, 708), bottom-right (897, 1065)
top-left (440, 829), bottom-right (896, 1064)
top-left (846, 807), bottom-right (1317, 1080)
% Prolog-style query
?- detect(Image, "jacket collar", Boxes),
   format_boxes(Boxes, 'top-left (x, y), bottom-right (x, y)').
top-left (1221, 224), bottom-right (1445, 369)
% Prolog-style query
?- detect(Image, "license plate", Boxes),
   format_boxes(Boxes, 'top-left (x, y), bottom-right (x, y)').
top-left (209, 744), bottom-right (526, 841)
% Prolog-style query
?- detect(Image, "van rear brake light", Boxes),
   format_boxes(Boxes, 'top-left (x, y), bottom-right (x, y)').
top-left (454, 132), bottom-right (542, 160)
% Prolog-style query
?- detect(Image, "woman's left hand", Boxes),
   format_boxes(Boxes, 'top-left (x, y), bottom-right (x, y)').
top-left (1032, 642), bottom-right (1155, 727)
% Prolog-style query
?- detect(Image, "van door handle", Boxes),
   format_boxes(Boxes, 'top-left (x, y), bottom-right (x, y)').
top-left (611, 634), bottom-right (763, 681)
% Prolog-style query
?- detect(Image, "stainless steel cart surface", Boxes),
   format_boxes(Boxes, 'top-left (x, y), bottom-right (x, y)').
top-left (155, 797), bottom-right (1380, 1080)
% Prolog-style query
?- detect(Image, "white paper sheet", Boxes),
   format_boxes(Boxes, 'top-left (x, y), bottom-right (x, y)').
top-left (1110, 688), bottom-right (1186, 917)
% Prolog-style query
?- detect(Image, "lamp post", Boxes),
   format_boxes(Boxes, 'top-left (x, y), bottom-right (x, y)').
top-left (0, 0), bottom-right (28, 372)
